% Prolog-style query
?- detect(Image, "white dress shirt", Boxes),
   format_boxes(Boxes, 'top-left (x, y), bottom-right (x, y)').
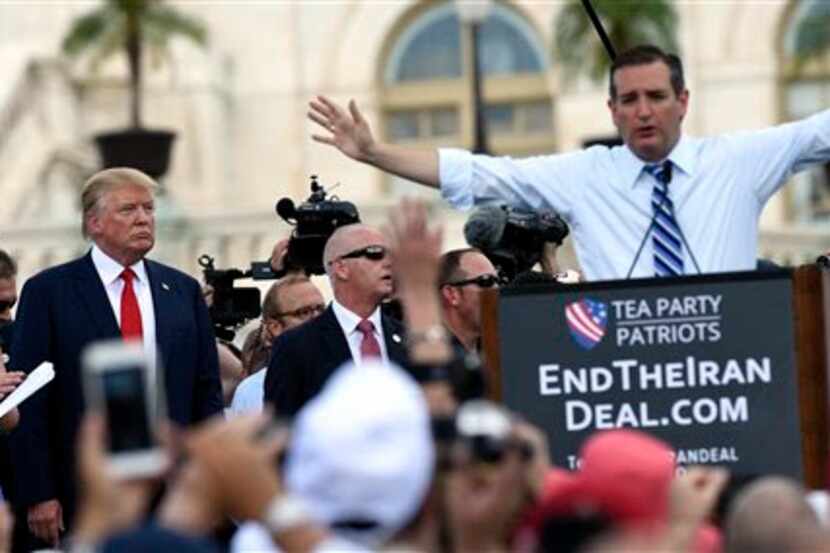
top-left (439, 109), bottom-right (830, 281)
top-left (331, 300), bottom-right (389, 365)
top-left (91, 245), bottom-right (157, 364)
top-left (228, 368), bottom-right (266, 417)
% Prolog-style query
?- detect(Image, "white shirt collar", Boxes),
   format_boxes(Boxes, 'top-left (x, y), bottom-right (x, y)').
top-left (623, 134), bottom-right (696, 189)
top-left (331, 299), bottom-right (382, 336)
top-left (90, 244), bottom-right (148, 286)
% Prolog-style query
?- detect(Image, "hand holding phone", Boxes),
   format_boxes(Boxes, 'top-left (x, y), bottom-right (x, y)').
top-left (82, 340), bottom-right (168, 479)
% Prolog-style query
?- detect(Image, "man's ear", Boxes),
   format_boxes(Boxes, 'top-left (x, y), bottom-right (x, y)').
top-left (331, 259), bottom-right (349, 281)
top-left (440, 285), bottom-right (460, 307)
top-left (678, 88), bottom-right (690, 121)
top-left (607, 97), bottom-right (621, 129)
top-left (271, 319), bottom-right (286, 337)
top-left (85, 212), bottom-right (101, 238)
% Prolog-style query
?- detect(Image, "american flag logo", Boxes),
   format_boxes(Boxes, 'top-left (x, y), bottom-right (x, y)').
top-left (564, 298), bottom-right (608, 350)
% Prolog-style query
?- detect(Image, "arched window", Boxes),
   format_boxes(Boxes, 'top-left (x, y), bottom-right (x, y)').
top-left (380, 2), bottom-right (553, 195)
top-left (780, 0), bottom-right (830, 221)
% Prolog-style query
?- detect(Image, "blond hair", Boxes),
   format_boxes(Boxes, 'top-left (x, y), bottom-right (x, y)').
top-left (81, 167), bottom-right (158, 238)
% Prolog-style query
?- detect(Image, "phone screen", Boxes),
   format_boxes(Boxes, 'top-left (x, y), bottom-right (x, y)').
top-left (102, 366), bottom-right (153, 453)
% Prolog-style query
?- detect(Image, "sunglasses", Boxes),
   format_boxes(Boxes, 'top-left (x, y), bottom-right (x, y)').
top-left (0, 299), bottom-right (15, 312)
top-left (336, 245), bottom-right (387, 262)
top-left (444, 274), bottom-right (501, 289)
top-left (276, 303), bottom-right (326, 320)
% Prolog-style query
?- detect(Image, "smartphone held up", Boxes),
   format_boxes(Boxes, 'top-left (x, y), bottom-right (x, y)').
top-left (82, 340), bottom-right (168, 479)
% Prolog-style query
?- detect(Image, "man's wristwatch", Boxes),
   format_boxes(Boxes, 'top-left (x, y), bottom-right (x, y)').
top-left (406, 325), bottom-right (449, 347)
top-left (262, 494), bottom-right (312, 534)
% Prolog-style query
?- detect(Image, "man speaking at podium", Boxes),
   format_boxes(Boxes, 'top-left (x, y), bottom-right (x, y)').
top-left (308, 45), bottom-right (830, 281)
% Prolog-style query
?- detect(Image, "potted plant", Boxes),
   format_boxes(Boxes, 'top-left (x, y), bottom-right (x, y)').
top-left (62, 0), bottom-right (207, 179)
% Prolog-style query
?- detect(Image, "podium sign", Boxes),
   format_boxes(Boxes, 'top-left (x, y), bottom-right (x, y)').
top-left (498, 272), bottom-right (803, 478)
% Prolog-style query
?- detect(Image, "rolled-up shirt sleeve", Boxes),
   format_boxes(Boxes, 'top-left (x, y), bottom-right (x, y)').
top-left (438, 147), bottom-right (589, 222)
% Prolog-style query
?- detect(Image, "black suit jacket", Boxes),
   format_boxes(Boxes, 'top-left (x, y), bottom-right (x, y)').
top-left (8, 252), bottom-right (223, 528)
top-left (263, 305), bottom-right (408, 417)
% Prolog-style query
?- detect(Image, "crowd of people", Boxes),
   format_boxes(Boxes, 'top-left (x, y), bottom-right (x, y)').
top-left (0, 43), bottom-right (827, 552)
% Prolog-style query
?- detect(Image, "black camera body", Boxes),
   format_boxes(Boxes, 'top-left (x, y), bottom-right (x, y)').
top-left (465, 205), bottom-right (570, 282)
top-left (276, 176), bottom-right (360, 275)
top-left (199, 255), bottom-right (262, 342)
top-left (500, 209), bottom-right (569, 274)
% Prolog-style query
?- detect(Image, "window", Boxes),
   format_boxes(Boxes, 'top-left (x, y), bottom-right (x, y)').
top-left (780, 0), bottom-right (830, 221)
top-left (380, 2), bottom-right (554, 196)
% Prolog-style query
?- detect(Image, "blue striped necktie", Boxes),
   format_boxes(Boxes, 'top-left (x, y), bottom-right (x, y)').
top-left (646, 162), bottom-right (684, 277)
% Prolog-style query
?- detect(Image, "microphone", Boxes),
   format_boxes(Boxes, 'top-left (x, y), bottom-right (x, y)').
top-left (463, 205), bottom-right (508, 251)
top-left (275, 198), bottom-right (296, 222)
top-left (625, 161), bottom-right (702, 279)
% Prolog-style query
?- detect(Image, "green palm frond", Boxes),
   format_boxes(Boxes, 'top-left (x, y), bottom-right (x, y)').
top-left (61, 0), bottom-right (206, 69)
top-left (793, 0), bottom-right (830, 61)
top-left (61, 6), bottom-right (116, 57)
top-left (554, 0), bottom-right (679, 85)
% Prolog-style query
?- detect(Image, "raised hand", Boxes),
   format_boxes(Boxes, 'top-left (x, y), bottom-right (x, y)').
top-left (308, 96), bottom-right (377, 163)
top-left (269, 238), bottom-right (290, 274)
top-left (385, 198), bottom-right (443, 298)
top-left (183, 412), bottom-right (286, 522)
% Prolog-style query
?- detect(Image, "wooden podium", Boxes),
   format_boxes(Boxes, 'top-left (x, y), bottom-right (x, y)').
top-left (480, 266), bottom-right (830, 488)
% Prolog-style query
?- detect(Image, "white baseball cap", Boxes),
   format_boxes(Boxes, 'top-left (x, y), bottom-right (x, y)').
top-left (284, 360), bottom-right (434, 547)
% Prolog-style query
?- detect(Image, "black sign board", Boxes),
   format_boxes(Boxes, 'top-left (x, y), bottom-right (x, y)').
top-left (499, 272), bottom-right (802, 478)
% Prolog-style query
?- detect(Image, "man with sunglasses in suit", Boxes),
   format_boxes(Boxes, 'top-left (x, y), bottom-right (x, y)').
top-left (437, 249), bottom-right (500, 354)
top-left (264, 223), bottom-right (408, 417)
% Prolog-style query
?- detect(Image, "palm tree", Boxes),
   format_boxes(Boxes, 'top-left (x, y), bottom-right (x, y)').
top-left (791, 0), bottom-right (830, 65)
top-left (62, 0), bottom-right (207, 129)
top-left (554, 0), bottom-right (679, 85)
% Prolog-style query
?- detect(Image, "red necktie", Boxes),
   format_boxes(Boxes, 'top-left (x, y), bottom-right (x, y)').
top-left (357, 319), bottom-right (381, 360)
top-left (120, 268), bottom-right (143, 342)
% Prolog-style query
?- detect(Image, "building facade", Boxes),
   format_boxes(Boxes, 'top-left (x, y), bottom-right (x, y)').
top-left (0, 0), bottom-right (827, 283)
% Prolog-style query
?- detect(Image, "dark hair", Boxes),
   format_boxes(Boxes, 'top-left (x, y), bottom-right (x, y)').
top-left (609, 45), bottom-right (685, 99)
top-left (0, 250), bottom-right (16, 280)
top-left (438, 248), bottom-right (478, 287)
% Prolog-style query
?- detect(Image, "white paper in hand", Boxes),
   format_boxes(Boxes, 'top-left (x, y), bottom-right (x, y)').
top-left (0, 361), bottom-right (54, 418)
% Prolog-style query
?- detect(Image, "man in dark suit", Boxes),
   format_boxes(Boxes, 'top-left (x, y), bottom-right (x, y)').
top-left (264, 223), bottom-right (408, 416)
top-left (437, 248), bottom-right (500, 354)
top-left (9, 168), bottom-right (223, 547)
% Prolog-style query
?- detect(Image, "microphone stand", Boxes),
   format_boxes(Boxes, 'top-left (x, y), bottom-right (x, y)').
top-left (625, 162), bottom-right (702, 278)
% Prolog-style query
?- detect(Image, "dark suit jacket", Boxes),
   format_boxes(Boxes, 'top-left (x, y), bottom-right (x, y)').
top-left (263, 305), bottom-right (408, 417)
top-left (8, 252), bottom-right (223, 528)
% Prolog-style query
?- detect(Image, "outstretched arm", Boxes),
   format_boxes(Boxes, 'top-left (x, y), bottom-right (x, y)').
top-left (308, 95), bottom-right (441, 188)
